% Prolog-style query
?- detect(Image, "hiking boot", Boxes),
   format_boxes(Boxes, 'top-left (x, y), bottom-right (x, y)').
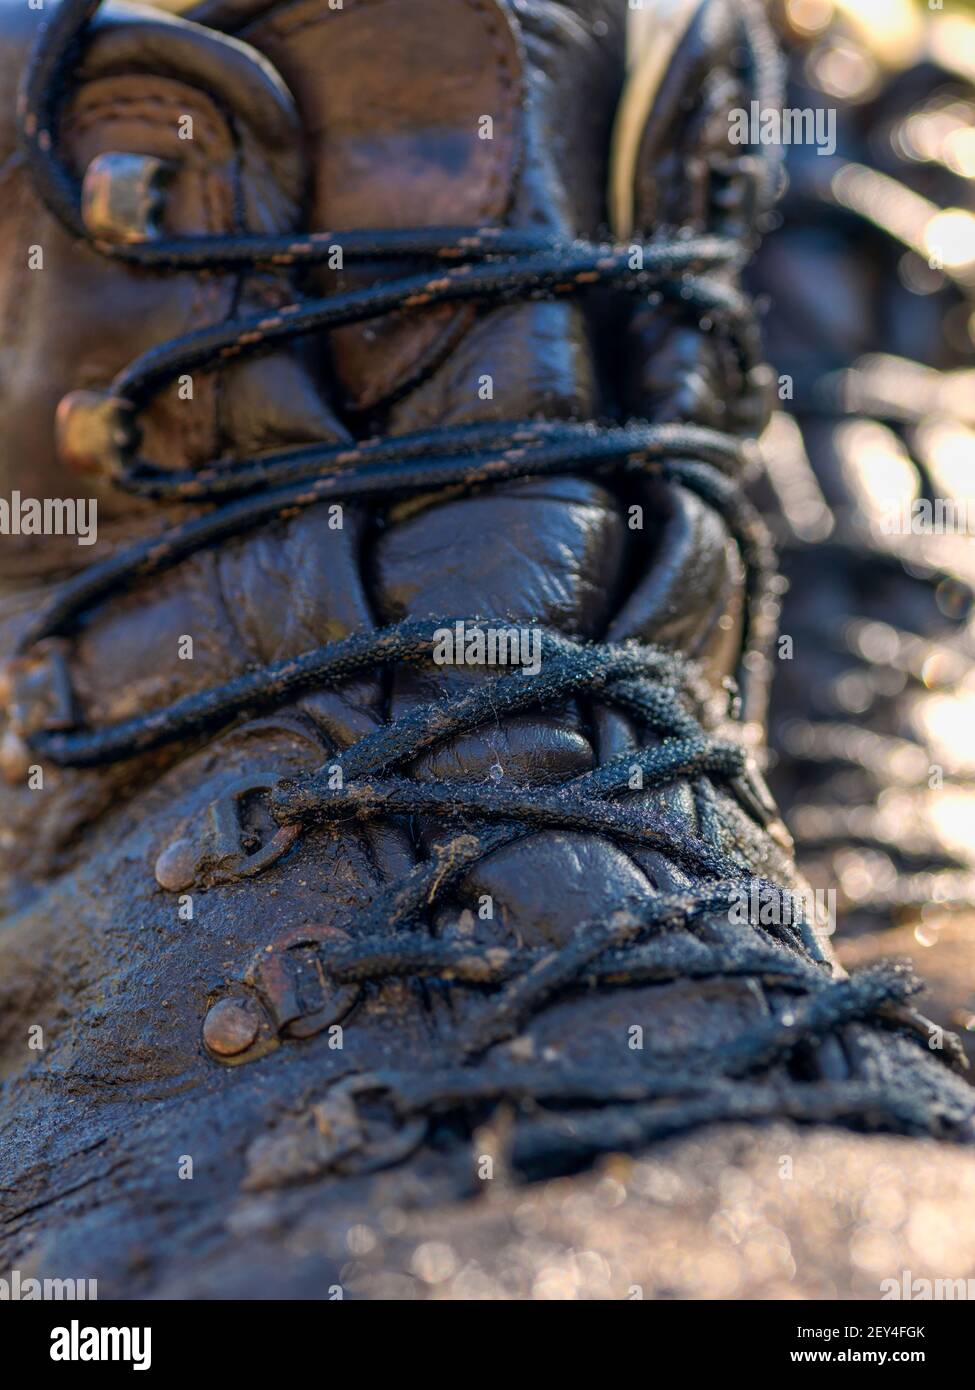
top-left (750, 0), bottom-right (975, 1062)
top-left (0, 0), bottom-right (971, 1299)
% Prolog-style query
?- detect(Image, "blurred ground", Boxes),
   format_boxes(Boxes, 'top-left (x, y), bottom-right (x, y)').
top-left (138, 1123), bottom-right (975, 1299)
top-left (350, 1127), bottom-right (975, 1300)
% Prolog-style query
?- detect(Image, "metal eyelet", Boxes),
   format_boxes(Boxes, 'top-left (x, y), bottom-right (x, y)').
top-left (155, 772), bottom-right (301, 892)
top-left (245, 924), bottom-right (361, 1041)
top-left (80, 152), bottom-right (172, 245)
top-left (202, 924), bottom-right (360, 1066)
top-left (55, 389), bottom-right (138, 483)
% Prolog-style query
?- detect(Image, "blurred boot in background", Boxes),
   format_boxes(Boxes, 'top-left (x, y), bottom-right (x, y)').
top-left (751, 0), bottom-right (975, 1064)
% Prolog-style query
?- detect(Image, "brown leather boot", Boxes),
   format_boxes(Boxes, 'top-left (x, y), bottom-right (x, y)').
top-left (1, 0), bottom-right (972, 1299)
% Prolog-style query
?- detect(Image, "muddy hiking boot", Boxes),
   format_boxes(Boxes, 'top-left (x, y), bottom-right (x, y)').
top-left (751, 2), bottom-right (975, 1061)
top-left (1, 0), bottom-right (974, 1300)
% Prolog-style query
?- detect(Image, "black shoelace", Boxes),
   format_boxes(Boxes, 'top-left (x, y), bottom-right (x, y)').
top-left (11, 0), bottom-right (971, 1169)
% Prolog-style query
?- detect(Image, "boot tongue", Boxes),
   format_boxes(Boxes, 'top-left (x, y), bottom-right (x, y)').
top-left (188, 0), bottom-right (526, 411)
